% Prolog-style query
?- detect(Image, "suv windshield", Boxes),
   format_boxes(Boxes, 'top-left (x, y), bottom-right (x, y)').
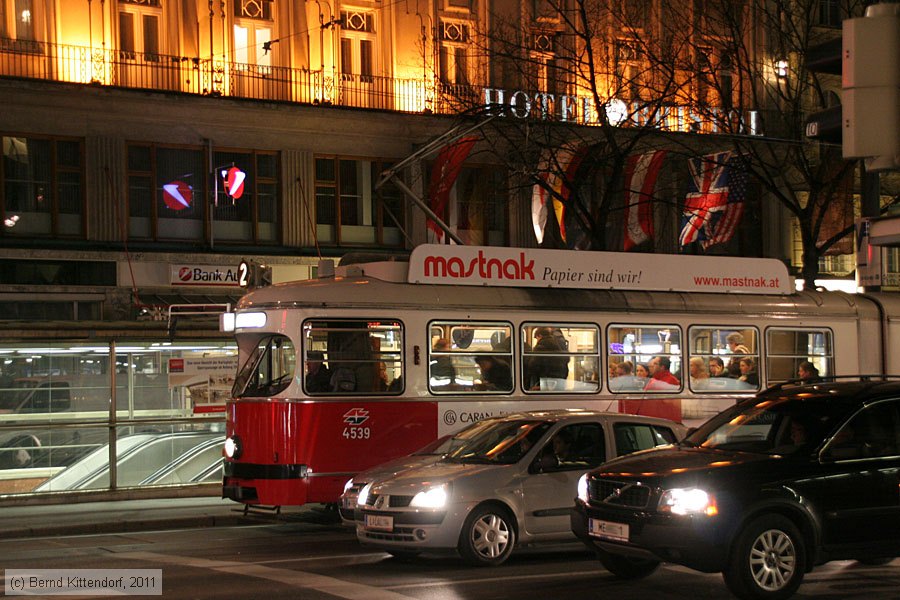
top-left (444, 419), bottom-right (552, 464)
top-left (684, 395), bottom-right (853, 454)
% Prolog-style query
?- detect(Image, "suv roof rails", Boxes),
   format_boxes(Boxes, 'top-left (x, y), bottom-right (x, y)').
top-left (764, 374), bottom-right (900, 393)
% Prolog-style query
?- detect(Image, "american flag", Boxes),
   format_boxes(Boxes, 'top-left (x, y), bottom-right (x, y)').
top-left (679, 151), bottom-right (749, 249)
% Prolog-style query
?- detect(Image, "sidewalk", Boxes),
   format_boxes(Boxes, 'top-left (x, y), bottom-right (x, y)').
top-left (0, 496), bottom-right (339, 540)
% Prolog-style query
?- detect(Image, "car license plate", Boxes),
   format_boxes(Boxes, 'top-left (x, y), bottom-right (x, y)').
top-left (589, 518), bottom-right (629, 542)
top-left (365, 514), bottom-right (393, 532)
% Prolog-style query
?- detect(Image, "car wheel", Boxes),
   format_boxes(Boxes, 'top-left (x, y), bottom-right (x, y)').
top-left (457, 504), bottom-right (516, 566)
top-left (597, 549), bottom-right (660, 580)
top-left (723, 514), bottom-right (805, 600)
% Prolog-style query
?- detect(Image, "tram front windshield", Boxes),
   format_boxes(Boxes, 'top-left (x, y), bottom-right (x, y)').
top-left (232, 335), bottom-right (296, 398)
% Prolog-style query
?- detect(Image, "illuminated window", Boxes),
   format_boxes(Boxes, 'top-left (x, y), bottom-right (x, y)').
top-left (439, 20), bottom-right (471, 86)
top-left (688, 326), bottom-right (759, 392)
top-left (427, 321), bottom-right (513, 394)
top-left (340, 11), bottom-right (375, 83)
top-left (119, 9), bottom-right (160, 61)
top-left (521, 324), bottom-right (600, 394)
top-left (766, 328), bottom-right (833, 383)
top-left (614, 39), bottom-right (643, 101)
top-left (1, 136), bottom-right (83, 238)
top-left (314, 157), bottom-right (404, 247)
top-left (607, 324), bottom-right (683, 393)
top-left (126, 144), bottom-right (279, 244)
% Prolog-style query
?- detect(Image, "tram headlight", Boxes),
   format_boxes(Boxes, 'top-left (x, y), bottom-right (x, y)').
top-left (224, 436), bottom-right (242, 460)
top-left (410, 484), bottom-right (449, 509)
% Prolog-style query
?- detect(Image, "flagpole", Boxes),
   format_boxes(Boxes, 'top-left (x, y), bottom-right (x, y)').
top-left (386, 173), bottom-right (465, 245)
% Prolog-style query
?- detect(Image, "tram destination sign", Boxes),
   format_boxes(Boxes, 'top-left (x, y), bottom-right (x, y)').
top-left (408, 245), bottom-right (793, 295)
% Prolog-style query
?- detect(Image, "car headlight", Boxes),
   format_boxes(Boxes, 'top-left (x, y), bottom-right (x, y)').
top-left (577, 473), bottom-right (590, 503)
top-left (409, 484), bottom-right (449, 509)
top-left (358, 483), bottom-right (372, 507)
top-left (342, 478), bottom-right (355, 495)
top-left (223, 436), bottom-right (242, 459)
top-left (659, 488), bottom-right (718, 516)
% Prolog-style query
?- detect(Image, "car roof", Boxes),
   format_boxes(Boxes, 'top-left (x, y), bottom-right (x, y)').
top-left (756, 378), bottom-right (900, 408)
top-left (486, 409), bottom-right (682, 428)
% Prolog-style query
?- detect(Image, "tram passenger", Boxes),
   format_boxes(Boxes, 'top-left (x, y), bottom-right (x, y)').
top-left (708, 356), bottom-right (728, 377)
top-left (738, 357), bottom-right (759, 387)
top-left (689, 356), bottom-right (710, 390)
top-left (644, 356), bottom-right (680, 390)
top-left (430, 338), bottom-right (456, 386)
top-left (635, 362), bottom-right (650, 379)
top-left (609, 360), bottom-right (646, 391)
top-left (725, 332), bottom-right (750, 377)
top-left (304, 352), bottom-right (332, 392)
top-left (474, 355), bottom-right (513, 392)
top-left (798, 361), bottom-right (821, 382)
top-left (525, 327), bottom-right (569, 390)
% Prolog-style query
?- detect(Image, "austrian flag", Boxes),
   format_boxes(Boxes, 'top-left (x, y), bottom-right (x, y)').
top-left (623, 150), bottom-right (667, 251)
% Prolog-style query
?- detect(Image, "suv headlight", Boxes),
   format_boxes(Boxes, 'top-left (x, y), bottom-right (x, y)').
top-left (342, 478), bottom-right (355, 495)
top-left (659, 488), bottom-right (718, 516)
top-left (577, 473), bottom-right (590, 503)
top-left (410, 484), bottom-right (449, 509)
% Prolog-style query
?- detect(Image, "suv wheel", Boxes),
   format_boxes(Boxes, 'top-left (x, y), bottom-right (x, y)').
top-left (457, 504), bottom-right (516, 566)
top-left (597, 549), bottom-right (660, 580)
top-left (723, 514), bottom-right (805, 600)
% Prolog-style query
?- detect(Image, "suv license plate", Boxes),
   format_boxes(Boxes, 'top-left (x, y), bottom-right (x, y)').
top-left (589, 518), bottom-right (629, 542)
top-left (365, 514), bottom-right (394, 532)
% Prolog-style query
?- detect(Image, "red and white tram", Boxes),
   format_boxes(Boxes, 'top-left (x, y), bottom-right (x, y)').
top-left (222, 245), bottom-right (900, 507)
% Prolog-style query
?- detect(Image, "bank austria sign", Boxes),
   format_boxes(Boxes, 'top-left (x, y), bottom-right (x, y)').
top-left (170, 264), bottom-right (241, 287)
top-left (407, 244), bottom-right (793, 295)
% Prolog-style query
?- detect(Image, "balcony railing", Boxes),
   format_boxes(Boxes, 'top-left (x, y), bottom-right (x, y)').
top-left (0, 38), bottom-right (776, 134)
top-left (0, 38), bottom-right (477, 116)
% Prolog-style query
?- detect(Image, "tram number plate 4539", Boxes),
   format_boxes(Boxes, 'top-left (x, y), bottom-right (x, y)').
top-left (365, 515), bottom-right (393, 531)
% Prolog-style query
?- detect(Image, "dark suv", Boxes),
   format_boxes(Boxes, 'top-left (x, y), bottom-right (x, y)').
top-left (571, 377), bottom-right (900, 600)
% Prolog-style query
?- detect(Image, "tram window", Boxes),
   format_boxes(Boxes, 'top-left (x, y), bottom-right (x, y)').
top-left (521, 324), bottom-right (599, 393)
top-left (429, 322), bottom-right (513, 394)
top-left (607, 325), bottom-right (682, 393)
top-left (232, 335), bottom-right (296, 398)
top-left (303, 320), bottom-right (403, 395)
top-left (765, 328), bottom-right (833, 384)
top-left (688, 327), bottom-right (760, 392)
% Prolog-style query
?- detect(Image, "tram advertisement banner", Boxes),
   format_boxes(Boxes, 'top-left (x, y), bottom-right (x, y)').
top-left (408, 245), bottom-right (792, 294)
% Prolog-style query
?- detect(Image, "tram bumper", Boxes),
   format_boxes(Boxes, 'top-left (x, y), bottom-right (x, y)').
top-left (223, 462), bottom-right (310, 506)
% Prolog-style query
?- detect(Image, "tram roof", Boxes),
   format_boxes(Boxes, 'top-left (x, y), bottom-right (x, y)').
top-left (237, 267), bottom-right (874, 319)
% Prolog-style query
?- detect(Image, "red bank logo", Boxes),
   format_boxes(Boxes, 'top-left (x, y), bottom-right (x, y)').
top-left (423, 250), bottom-right (535, 281)
top-left (179, 267), bottom-right (193, 281)
top-left (343, 408), bottom-right (370, 426)
top-left (169, 358), bottom-right (185, 373)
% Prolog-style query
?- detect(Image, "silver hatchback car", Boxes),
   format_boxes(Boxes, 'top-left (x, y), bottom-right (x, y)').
top-left (354, 409), bottom-right (686, 566)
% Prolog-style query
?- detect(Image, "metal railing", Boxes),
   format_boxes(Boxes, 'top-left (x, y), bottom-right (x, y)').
top-left (0, 38), bottom-right (478, 116)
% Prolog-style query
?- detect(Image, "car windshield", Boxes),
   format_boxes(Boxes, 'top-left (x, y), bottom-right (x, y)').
top-left (683, 396), bottom-right (853, 455)
top-left (443, 419), bottom-right (552, 465)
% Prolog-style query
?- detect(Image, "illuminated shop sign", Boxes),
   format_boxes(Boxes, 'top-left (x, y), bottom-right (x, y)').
top-left (170, 264), bottom-right (241, 287)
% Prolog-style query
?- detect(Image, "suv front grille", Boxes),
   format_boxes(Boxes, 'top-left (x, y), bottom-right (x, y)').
top-left (589, 478), bottom-right (651, 508)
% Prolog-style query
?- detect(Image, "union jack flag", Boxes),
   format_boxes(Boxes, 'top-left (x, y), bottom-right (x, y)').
top-left (679, 151), bottom-right (748, 249)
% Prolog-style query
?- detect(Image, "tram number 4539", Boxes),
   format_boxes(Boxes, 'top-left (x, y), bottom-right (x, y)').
top-left (343, 427), bottom-right (371, 440)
